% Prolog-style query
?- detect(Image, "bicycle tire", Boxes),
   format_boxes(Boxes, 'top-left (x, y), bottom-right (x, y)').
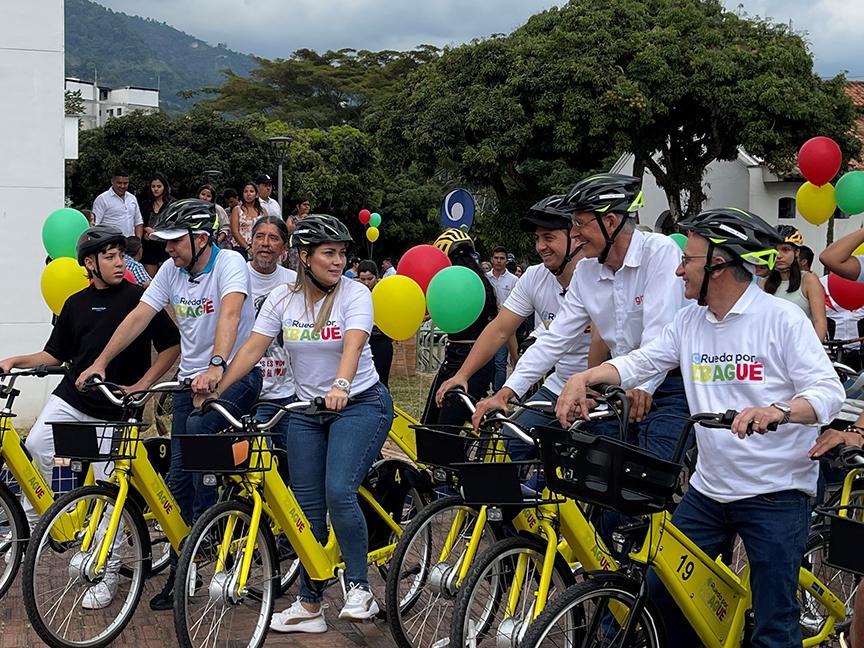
top-left (0, 480), bottom-right (28, 599)
top-left (800, 527), bottom-right (860, 639)
top-left (385, 495), bottom-right (502, 648)
top-left (519, 577), bottom-right (665, 648)
top-left (173, 499), bottom-right (277, 648)
top-left (450, 534), bottom-right (576, 648)
top-left (22, 484), bottom-right (150, 648)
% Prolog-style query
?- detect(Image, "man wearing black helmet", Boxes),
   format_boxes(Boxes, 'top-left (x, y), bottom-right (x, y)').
top-left (473, 174), bottom-right (689, 463)
top-left (0, 225), bottom-right (180, 608)
top-left (77, 199), bottom-right (262, 611)
top-left (558, 207), bottom-right (845, 647)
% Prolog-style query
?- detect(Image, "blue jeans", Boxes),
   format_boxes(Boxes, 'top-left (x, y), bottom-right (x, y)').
top-left (254, 395), bottom-right (296, 452)
top-left (169, 368), bottom-right (263, 528)
top-left (647, 487), bottom-right (810, 648)
top-left (588, 371), bottom-right (690, 461)
top-left (507, 384), bottom-right (559, 462)
top-left (493, 345), bottom-right (509, 392)
top-left (286, 382), bottom-right (393, 602)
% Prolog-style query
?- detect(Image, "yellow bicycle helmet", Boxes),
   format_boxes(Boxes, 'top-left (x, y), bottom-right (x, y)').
top-left (433, 228), bottom-right (474, 257)
top-left (776, 225), bottom-right (804, 247)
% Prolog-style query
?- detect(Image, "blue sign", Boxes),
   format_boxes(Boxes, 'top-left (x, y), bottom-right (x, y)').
top-left (441, 189), bottom-right (475, 231)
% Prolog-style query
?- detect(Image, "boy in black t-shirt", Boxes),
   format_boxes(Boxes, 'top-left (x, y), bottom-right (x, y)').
top-left (0, 226), bottom-right (179, 608)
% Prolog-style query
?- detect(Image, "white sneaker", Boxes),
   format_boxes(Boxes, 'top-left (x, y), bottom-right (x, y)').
top-left (339, 584), bottom-right (379, 621)
top-left (270, 597), bottom-right (327, 634)
top-left (82, 570), bottom-right (119, 610)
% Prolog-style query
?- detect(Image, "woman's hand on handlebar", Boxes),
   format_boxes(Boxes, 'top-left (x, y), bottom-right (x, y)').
top-left (472, 388), bottom-right (514, 429)
top-left (808, 427), bottom-right (864, 459)
top-left (324, 387), bottom-right (349, 412)
top-left (731, 406), bottom-right (784, 439)
top-left (75, 364), bottom-right (106, 390)
top-left (436, 374), bottom-right (468, 407)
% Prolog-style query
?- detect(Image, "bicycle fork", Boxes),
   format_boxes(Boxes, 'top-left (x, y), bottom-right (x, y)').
top-left (213, 488), bottom-right (264, 604)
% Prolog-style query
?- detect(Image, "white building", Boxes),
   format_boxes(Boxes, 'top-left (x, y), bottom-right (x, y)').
top-left (65, 77), bottom-right (159, 130)
top-left (612, 148), bottom-right (864, 276)
top-left (1, 3), bottom-right (67, 423)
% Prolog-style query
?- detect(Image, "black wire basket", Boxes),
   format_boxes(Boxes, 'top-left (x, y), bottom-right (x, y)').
top-left (50, 421), bottom-right (140, 462)
top-left (174, 432), bottom-right (275, 474)
top-left (535, 426), bottom-right (683, 516)
top-left (815, 505), bottom-right (864, 576)
top-left (453, 459), bottom-right (559, 507)
top-left (411, 424), bottom-right (511, 474)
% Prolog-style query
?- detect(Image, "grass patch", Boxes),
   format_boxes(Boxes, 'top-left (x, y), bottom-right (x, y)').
top-left (388, 372), bottom-right (436, 421)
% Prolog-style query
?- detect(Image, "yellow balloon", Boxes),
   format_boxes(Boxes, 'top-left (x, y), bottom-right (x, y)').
top-left (796, 181), bottom-right (836, 225)
top-left (366, 226), bottom-right (380, 243)
top-left (372, 275), bottom-right (425, 341)
top-left (41, 257), bottom-right (89, 315)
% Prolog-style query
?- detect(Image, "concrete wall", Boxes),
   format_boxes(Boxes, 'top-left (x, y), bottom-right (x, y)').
top-left (0, 2), bottom-right (66, 423)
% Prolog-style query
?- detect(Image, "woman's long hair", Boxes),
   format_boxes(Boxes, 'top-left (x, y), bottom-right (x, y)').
top-left (144, 172), bottom-right (172, 218)
top-left (289, 243), bottom-right (342, 335)
top-left (763, 255), bottom-right (802, 294)
top-left (450, 247), bottom-right (498, 324)
top-left (242, 182), bottom-right (264, 215)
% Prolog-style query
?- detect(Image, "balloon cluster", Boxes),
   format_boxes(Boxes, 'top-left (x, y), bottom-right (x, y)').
top-left (370, 244), bottom-right (488, 340)
top-left (358, 209), bottom-right (383, 243)
top-left (794, 136), bottom-right (864, 224)
top-left (40, 208), bottom-right (91, 315)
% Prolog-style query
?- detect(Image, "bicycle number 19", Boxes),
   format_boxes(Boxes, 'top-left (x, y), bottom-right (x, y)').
top-left (677, 554), bottom-right (694, 580)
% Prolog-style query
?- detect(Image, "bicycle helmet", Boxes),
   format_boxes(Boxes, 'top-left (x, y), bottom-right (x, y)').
top-left (776, 225), bottom-right (804, 247)
top-left (520, 195), bottom-right (580, 276)
top-left (76, 225), bottom-right (126, 282)
top-left (678, 207), bottom-right (782, 305)
top-left (433, 228), bottom-right (475, 258)
top-left (290, 215), bottom-right (353, 294)
top-left (149, 199), bottom-right (218, 280)
top-left (560, 174), bottom-right (644, 264)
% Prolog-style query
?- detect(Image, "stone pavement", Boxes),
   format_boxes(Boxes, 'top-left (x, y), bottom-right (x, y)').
top-left (0, 569), bottom-right (399, 647)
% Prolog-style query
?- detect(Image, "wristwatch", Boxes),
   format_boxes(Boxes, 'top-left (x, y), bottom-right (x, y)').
top-left (209, 355), bottom-right (226, 370)
top-left (332, 378), bottom-right (351, 394)
top-left (770, 401), bottom-right (792, 425)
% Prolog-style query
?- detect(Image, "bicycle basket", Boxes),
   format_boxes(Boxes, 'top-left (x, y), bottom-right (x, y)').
top-left (535, 426), bottom-right (682, 516)
top-left (50, 421), bottom-right (140, 461)
top-left (174, 433), bottom-right (275, 474)
top-left (816, 505), bottom-right (864, 576)
top-left (454, 459), bottom-right (557, 507)
top-left (411, 425), bottom-right (510, 472)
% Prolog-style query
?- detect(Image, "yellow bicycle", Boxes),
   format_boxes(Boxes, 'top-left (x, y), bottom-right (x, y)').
top-left (21, 377), bottom-right (190, 648)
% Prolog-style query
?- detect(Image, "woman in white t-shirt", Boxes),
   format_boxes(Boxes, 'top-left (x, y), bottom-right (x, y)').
top-left (212, 215), bottom-right (392, 632)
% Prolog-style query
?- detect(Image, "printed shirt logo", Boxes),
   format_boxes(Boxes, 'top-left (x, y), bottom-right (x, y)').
top-left (691, 352), bottom-right (765, 384)
top-left (172, 296), bottom-right (215, 318)
top-left (258, 357), bottom-right (288, 378)
top-left (283, 319), bottom-right (342, 342)
top-left (634, 294), bottom-right (644, 306)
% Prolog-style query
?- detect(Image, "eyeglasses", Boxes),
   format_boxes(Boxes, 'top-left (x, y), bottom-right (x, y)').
top-left (570, 217), bottom-right (596, 231)
top-left (680, 254), bottom-right (708, 267)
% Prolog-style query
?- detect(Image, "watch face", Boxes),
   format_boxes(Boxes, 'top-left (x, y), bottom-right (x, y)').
top-left (210, 356), bottom-right (224, 367)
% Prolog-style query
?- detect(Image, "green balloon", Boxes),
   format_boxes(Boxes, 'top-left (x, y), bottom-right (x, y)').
top-left (42, 208), bottom-right (89, 259)
top-left (369, 212), bottom-right (382, 228)
top-left (669, 233), bottom-right (688, 251)
top-left (426, 266), bottom-right (485, 333)
top-left (836, 171), bottom-right (864, 215)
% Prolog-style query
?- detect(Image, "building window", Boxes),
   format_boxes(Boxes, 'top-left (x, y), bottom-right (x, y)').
top-left (116, 107), bottom-right (122, 116)
top-left (779, 197), bottom-right (795, 219)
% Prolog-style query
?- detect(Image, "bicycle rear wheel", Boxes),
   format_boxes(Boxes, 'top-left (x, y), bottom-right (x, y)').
top-left (173, 499), bottom-right (276, 648)
top-left (22, 484), bottom-right (149, 648)
top-left (0, 480), bottom-right (28, 599)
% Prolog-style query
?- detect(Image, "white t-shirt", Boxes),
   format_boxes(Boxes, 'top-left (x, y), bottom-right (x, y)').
top-left (260, 197), bottom-right (282, 218)
top-left (607, 283), bottom-right (844, 503)
top-left (486, 269), bottom-right (518, 306)
top-left (253, 276), bottom-right (379, 400)
top-left (503, 264), bottom-right (589, 394)
top-left (249, 263), bottom-right (296, 400)
top-left (142, 247), bottom-right (256, 380)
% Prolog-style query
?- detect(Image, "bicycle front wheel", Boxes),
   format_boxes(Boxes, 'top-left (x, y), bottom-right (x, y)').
top-left (519, 579), bottom-right (664, 648)
top-left (22, 484), bottom-right (149, 648)
top-left (173, 500), bottom-right (276, 648)
top-left (0, 480), bottom-right (28, 599)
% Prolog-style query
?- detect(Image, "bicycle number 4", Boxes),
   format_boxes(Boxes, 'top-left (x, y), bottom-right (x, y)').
top-left (677, 553), bottom-right (695, 580)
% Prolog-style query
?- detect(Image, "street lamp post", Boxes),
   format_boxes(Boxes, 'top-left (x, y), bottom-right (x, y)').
top-left (268, 136), bottom-right (292, 214)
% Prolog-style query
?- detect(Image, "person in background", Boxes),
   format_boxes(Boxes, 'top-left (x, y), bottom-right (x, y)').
top-left (486, 245), bottom-right (519, 391)
top-left (197, 183), bottom-right (230, 248)
top-left (140, 173), bottom-right (173, 277)
top-left (219, 188), bottom-right (240, 249)
top-left (93, 169), bottom-right (144, 239)
top-left (257, 174), bottom-right (282, 218)
top-left (515, 264), bottom-right (524, 278)
top-left (230, 181), bottom-right (265, 258)
top-left (761, 225), bottom-right (827, 340)
top-left (357, 260), bottom-right (393, 387)
top-left (344, 257), bottom-right (360, 279)
top-left (284, 198), bottom-right (312, 270)
top-left (82, 209), bottom-right (95, 225)
top-left (799, 245), bottom-right (815, 273)
top-left (381, 257), bottom-right (397, 278)
top-left (124, 236), bottom-right (151, 287)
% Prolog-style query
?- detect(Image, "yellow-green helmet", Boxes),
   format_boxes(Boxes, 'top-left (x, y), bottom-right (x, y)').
top-left (433, 228), bottom-right (474, 258)
top-left (678, 207), bottom-right (782, 270)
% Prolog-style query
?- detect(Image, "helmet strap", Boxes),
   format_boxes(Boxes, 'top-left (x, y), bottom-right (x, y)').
top-left (595, 213), bottom-right (629, 265)
top-left (88, 254), bottom-right (104, 284)
top-left (303, 261), bottom-right (338, 295)
top-left (697, 242), bottom-right (740, 306)
top-left (186, 231), bottom-right (212, 283)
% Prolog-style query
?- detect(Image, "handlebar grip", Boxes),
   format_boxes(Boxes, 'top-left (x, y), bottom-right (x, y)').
top-left (33, 364), bottom-right (67, 377)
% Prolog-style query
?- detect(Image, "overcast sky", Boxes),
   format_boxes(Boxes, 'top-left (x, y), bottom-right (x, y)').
top-left (89, 0), bottom-right (864, 79)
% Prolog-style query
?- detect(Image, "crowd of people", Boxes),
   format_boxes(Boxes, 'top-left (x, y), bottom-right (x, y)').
top-left (10, 166), bottom-right (864, 644)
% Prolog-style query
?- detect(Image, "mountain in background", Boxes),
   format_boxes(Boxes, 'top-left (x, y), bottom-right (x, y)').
top-left (65, 0), bottom-right (257, 112)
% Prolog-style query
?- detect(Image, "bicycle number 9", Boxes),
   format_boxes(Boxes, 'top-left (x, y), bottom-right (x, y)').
top-left (159, 444), bottom-right (167, 458)
top-left (677, 553), bottom-right (694, 581)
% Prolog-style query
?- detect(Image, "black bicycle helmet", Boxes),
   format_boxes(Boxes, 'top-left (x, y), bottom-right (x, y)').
top-left (76, 225), bottom-right (126, 282)
top-left (433, 228), bottom-right (475, 258)
top-left (776, 224), bottom-right (804, 247)
top-left (150, 199), bottom-right (218, 281)
top-left (520, 195), bottom-right (581, 276)
top-left (678, 207), bottom-right (782, 305)
top-left (560, 174), bottom-right (644, 264)
top-left (289, 214), bottom-right (353, 249)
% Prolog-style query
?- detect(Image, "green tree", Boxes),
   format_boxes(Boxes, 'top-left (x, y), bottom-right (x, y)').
top-left (64, 89), bottom-right (85, 115)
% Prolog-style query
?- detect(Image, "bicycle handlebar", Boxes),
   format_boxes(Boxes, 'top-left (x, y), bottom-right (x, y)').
top-left (442, 388), bottom-right (536, 445)
top-left (199, 398), bottom-right (324, 432)
top-left (83, 376), bottom-right (191, 409)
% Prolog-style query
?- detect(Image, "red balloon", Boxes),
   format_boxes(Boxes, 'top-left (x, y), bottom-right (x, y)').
top-left (798, 136), bottom-right (842, 187)
top-left (827, 272), bottom-right (864, 311)
top-left (358, 209), bottom-right (371, 225)
top-left (397, 245), bottom-right (451, 293)
top-left (124, 269), bottom-right (137, 284)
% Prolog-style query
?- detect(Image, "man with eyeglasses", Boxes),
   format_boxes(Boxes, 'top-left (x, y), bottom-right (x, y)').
top-left (473, 174), bottom-right (689, 462)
